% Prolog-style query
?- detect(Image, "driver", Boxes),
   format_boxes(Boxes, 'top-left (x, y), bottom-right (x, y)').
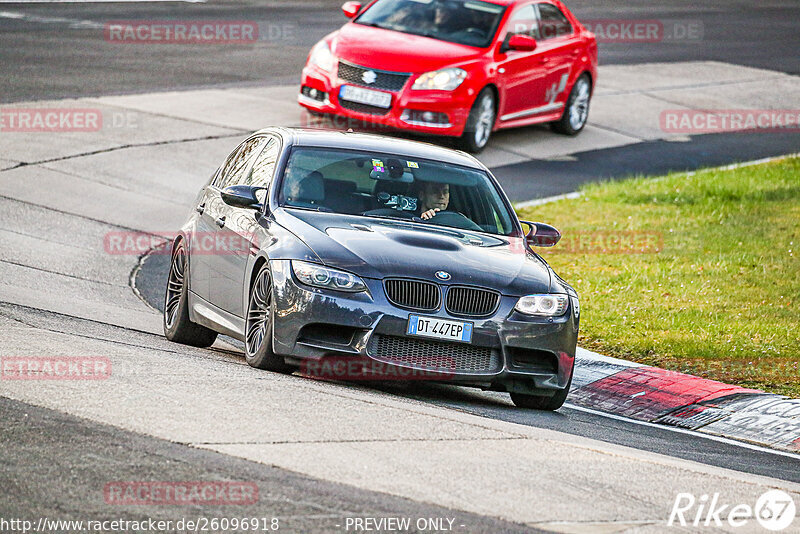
top-left (416, 182), bottom-right (450, 220)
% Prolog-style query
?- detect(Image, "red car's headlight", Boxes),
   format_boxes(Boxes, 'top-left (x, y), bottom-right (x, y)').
top-left (309, 41), bottom-right (336, 72)
top-left (412, 68), bottom-right (467, 91)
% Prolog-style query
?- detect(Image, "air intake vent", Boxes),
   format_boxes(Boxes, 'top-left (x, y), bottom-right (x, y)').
top-left (445, 286), bottom-right (501, 317)
top-left (338, 60), bottom-right (411, 92)
top-left (384, 279), bottom-right (440, 311)
top-left (367, 335), bottom-right (500, 373)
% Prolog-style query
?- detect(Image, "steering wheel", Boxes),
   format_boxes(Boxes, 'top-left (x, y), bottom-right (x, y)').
top-left (426, 210), bottom-right (483, 231)
top-left (464, 27), bottom-right (487, 39)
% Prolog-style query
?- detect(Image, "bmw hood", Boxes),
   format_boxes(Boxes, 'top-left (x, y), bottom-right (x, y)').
top-left (329, 24), bottom-right (483, 73)
top-left (276, 210), bottom-right (552, 297)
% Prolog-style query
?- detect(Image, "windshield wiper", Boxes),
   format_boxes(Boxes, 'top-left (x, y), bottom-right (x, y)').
top-left (364, 214), bottom-right (419, 223)
top-left (360, 22), bottom-right (388, 30)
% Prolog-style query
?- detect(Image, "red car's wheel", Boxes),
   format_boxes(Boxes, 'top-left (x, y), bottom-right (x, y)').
top-left (552, 74), bottom-right (592, 135)
top-left (458, 88), bottom-right (496, 153)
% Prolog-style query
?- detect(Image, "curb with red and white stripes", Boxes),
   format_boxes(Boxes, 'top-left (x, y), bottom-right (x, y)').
top-left (521, 154), bottom-right (800, 455)
top-left (571, 348), bottom-right (800, 454)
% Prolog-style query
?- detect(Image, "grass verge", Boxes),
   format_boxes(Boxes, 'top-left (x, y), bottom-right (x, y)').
top-left (517, 156), bottom-right (800, 397)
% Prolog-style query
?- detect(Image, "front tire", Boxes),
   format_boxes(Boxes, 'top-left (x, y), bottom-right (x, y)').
top-left (458, 88), bottom-right (496, 153)
top-left (163, 241), bottom-right (218, 347)
top-left (510, 374), bottom-right (572, 411)
top-left (551, 74), bottom-right (591, 136)
top-left (244, 264), bottom-right (291, 372)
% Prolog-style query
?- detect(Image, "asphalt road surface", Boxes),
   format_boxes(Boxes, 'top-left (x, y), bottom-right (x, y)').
top-left (0, 0), bottom-right (798, 103)
top-left (136, 251), bottom-right (800, 485)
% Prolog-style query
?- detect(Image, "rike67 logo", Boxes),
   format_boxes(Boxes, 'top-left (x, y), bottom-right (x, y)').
top-left (669, 490), bottom-right (796, 531)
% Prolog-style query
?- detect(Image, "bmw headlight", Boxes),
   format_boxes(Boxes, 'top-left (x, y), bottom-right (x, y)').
top-left (291, 261), bottom-right (366, 292)
top-left (412, 68), bottom-right (467, 91)
top-left (514, 294), bottom-right (569, 317)
top-left (309, 41), bottom-right (335, 72)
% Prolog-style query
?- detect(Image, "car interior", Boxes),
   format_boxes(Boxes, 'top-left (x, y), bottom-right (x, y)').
top-left (280, 150), bottom-right (514, 235)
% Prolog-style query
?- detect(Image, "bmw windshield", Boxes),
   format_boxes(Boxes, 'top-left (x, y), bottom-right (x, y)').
top-left (278, 147), bottom-right (517, 236)
top-left (355, 0), bottom-right (507, 48)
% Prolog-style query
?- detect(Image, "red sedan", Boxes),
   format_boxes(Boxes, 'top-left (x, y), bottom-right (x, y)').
top-left (299, 0), bottom-right (597, 152)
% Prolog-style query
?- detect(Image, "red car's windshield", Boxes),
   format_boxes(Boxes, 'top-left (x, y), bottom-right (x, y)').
top-left (355, 0), bottom-right (507, 48)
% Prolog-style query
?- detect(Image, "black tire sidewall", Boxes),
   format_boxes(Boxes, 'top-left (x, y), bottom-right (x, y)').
top-left (460, 89), bottom-right (495, 153)
top-left (163, 241), bottom-right (217, 347)
top-left (163, 243), bottom-right (189, 337)
top-left (554, 74), bottom-right (591, 135)
top-left (245, 265), bottom-right (289, 372)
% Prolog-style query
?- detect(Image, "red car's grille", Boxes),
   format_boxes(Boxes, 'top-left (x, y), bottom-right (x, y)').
top-left (338, 60), bottom-right (410, 92)
top-left (338, 99), bottom-right (391, 116)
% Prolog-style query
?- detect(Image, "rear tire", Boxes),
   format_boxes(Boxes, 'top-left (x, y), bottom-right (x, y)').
top-left (244, 264), bottom-right (292, 372)
top-left (551, 74), bottom-right (591, 136)
top-left (510, 373), bottom-right (572, 411)
top-left (163, 241), bottom-right (218, 348)
top-left (458, 88), bottom-right (496, 153)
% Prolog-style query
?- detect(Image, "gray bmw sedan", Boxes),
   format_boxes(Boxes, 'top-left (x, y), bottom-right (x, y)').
top-left (164, 127), bottom-right (579, 409)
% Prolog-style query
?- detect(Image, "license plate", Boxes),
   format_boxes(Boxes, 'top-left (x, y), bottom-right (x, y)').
top-left (339, 85), bottom-right (392, 108)
top-left (407, 315), bottom-right (473, 343)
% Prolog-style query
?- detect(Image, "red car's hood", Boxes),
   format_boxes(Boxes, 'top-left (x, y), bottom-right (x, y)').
top-left (330, 23), bottom-right (484, 73)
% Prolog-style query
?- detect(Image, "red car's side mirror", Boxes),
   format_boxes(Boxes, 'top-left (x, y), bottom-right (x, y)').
top-left (507, 34), bottom-right (538, 52)
top-left (521, 220), bottom-right (561, 247)
top-left (342, 1), bottom-right (362, 18)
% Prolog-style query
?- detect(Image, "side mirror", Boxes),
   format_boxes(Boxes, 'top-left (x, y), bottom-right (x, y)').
top-left (221, 185), bottom-right (265, 210)
top-left (342, 1), bottom-right (362, 18)
top-left (506, 34), bottom-right (538, 52)
top-left (521, 220), bottom-right (561, 247)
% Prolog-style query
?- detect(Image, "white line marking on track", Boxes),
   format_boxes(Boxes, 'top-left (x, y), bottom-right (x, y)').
top-left (0, 10), bottom-right (103, 27)
top-left (513, 152), bottom-right (800, 208)
top-left (514, 191), bottom-right (582, 209)
top-left (564, 402), bottom-right (800, 460)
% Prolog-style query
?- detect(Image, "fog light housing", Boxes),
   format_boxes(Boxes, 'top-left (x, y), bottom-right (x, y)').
top-left (301, 86), bottom-right (328, 102)
top-left (401, 110), bottom-right (451, 127)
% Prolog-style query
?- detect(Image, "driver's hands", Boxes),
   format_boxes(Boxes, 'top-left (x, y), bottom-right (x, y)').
top-left (420, 208), bottom-right (440, 220)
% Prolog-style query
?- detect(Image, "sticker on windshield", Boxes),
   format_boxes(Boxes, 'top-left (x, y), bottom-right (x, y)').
top-left (407, 161), bottom-right (419, 169)
top-left (372, 159), bottom-right (385, 172)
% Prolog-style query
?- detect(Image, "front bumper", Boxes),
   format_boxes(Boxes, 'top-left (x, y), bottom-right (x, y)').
top-left (298, 64), bottom-right (474, 138)
top-left (270, 260), bottom-right (578, 395)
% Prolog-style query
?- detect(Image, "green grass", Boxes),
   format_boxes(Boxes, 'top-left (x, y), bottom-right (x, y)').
top-left (517, 157), bottom-right (800, 397)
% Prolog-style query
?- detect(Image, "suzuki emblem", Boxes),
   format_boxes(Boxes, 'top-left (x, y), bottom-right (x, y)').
top-left (362, 70), bottom-right (377, 84)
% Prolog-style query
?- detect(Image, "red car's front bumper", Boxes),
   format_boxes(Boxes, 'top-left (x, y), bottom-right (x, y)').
top-left (299, 64), bottom-right (474, 138)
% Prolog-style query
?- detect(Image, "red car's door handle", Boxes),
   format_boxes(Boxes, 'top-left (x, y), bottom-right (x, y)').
top-left (540, 57), bottom-right (550, 64)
